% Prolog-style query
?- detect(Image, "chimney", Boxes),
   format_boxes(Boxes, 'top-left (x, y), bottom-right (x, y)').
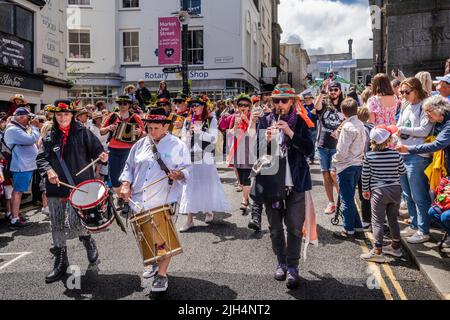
top-left (348, 39), bottom-right (353, 56)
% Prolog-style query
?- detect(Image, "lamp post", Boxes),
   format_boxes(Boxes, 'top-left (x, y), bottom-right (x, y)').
top-left (181, 0), bottom-right (189, 95)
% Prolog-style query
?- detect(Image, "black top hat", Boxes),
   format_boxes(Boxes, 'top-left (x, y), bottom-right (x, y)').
top-left (173, 93), bottom-right (188, 102)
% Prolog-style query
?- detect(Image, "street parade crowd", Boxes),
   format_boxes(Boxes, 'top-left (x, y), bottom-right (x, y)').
top-left (0, 64), bottom-right (449, 295)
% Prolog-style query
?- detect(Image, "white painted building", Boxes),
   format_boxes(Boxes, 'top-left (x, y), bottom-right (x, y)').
top-left (67, 0), bottom-right (273, 105)
top-left (0, 0), bottom-right (69, 113)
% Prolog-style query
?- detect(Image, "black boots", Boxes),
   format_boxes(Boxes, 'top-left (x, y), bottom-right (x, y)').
top-left (46, 246), bottom-right (69, 284)
top-left (248, 202), bottom-right (263, 232)
top-left (79, 235), bottom-right (99, 264)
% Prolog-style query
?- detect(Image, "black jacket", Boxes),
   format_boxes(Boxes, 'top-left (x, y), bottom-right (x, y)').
top-left (36, 122), bottom-right (105, 198)
top-left (267, 114), bottom-right (314, 194)
top-left (136, 87), bottom-right (152, 106)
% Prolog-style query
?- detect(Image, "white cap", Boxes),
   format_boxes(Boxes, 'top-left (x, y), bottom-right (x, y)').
top-left (370, 128), bottom-right (391, 144)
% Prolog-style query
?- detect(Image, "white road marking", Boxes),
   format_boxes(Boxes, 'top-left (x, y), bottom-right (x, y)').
top-left (0, 252), bottom-right (32, 271)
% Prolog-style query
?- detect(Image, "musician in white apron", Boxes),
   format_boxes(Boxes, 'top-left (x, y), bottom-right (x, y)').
top-left (119, 107), bottom-right (191, 294)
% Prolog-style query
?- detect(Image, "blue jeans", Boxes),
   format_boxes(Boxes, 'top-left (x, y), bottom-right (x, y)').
top-left (109, 147), bottom-right (131, 188)
top-left (400, 154), bottom-right (432, 234)
top-left (428, 206), bottom-right (450, 231)
top-left (338, 166), bottom-right (363, 233)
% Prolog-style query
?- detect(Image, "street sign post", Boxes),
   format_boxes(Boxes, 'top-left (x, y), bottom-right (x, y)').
top-left (163, 66), bottom-right (183, 74)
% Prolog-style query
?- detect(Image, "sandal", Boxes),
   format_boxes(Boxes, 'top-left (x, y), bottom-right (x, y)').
top-left (235, 185), bottom-right (243, 192)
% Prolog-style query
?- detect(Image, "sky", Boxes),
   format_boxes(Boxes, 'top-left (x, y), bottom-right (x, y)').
top-left (278, 0), bottom-right (374, 59)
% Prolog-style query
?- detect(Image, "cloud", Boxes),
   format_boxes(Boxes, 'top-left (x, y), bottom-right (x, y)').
top-left (279, 0), bottom-right (373, 59)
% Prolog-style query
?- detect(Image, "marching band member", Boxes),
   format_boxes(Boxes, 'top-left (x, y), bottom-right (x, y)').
top-left (119, 107), bottom-right (191, 294)
top-left (100, 96), bottom-right (144, 196)
top-left (178, 96), bottom-right (231, 232)
top-left (36, 100), bottom-right (109, 284)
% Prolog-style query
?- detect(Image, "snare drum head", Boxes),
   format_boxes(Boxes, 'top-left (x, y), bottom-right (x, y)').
top-left (70, 180), bottom-right (108, 210)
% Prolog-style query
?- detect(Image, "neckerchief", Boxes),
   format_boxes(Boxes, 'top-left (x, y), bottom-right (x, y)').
top-left (58, 125), bottom-right (70, 159)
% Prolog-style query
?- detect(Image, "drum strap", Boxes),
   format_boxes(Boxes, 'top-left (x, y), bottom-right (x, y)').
top-left (149, 138), bottom-right (174, 186)
top-left (53, 145), bottom-right (76, 186)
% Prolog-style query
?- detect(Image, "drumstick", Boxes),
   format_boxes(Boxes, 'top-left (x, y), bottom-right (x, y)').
top-left (128, 198), bottom-right (142, 212)
top-left (140, 166), bottom-right (189, 191)
top-left (59, 181), bottom-right (88, 194)
top-left (76, 157), bottom-right (101, 177)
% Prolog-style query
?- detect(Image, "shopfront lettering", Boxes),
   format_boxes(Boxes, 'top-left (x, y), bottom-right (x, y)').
top-left (189, 71), bottom-right (209, 79)
top-left (144, 72), bottom-right (169, 81)
top-left (0, 73), bottom-right (23, 88)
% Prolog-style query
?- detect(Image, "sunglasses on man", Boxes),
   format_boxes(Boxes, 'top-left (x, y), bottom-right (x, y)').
top-left (272, 98), bottom-right (290, 105)
top-left (329, 88), bottom-right (340, 93)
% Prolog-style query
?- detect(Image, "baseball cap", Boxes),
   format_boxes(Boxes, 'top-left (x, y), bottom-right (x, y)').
top-left (370, 125), bottom-right (398, 144)
top-left (14, 107), bottom-right (34, 117)
top-left (436, 74), bottom-right (450, 84)
top-left (329, 81), bottom-right (341, 89)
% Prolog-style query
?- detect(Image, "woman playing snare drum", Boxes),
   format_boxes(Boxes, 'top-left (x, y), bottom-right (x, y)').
top-left (119, 107), bottom-right (191, 294)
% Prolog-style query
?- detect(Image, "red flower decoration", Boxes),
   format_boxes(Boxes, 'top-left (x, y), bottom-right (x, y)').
top-left (58, 103), bottom-right (69, 110)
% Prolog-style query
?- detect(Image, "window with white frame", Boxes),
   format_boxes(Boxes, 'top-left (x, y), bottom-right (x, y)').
top-left (68, 0), bottom-right (90, 5)
top-left (69, 30), bottom-right (91, 59)
top-left (123, 31), bottom-right (139, 63)
top-left (181, 0), bottom-right (201, 14)
top-left (188, 30), bottom-right (203, 65)
top-left (122, 0), bottom-right (139, 9)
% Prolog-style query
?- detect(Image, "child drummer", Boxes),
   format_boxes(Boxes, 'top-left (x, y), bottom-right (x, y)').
top-left (119, 107), bottom-right (191, 294)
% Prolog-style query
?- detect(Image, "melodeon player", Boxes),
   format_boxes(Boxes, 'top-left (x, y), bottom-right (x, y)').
top-left (119, 107), bottom-right (191, 294)
top-left (100, 96), bottom-right (145, 197)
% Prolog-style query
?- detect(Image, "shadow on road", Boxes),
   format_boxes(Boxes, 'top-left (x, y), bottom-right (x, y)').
top-left (149, 276), bottom-right (238, 300)
top-left (0, 236), bottom-right (14, 249)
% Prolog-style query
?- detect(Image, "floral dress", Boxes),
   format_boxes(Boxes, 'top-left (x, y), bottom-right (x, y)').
top-left (367, 95), bottom-right (400, 126)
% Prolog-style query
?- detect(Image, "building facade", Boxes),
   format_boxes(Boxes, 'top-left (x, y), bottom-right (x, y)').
top-left (67, 0), bottom-right (281, 105)
top-left (370, 0), bottom-right (450, 77)
top-left (0, 0), bottom-right (69, 113)
top-left (280, 43), bottom-right (310, 92)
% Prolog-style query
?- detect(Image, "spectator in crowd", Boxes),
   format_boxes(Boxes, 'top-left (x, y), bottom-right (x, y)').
top-left (96, 100), bottom-right (107, 112)
top-left (314, 80), bottom-right (345, 215)
top-left (361, 87), bottom-right (373, 107)
top-left (361, 125), bottom-right (406, 262)
top-left (125, 84), bottom-right (137, 103)
top-left (397, 95), bottom-right (450, 175)
top-left (0, 113), bottom-right (12, 222)
top-left (4, 108), bottom-right (40, 229)
top-left (346, 89), bottom-right (360, 107)
top-left (75, 108), bottom-right (90, 127)
top-left (391, 79), bottom-right (402, 100)
top-left (415, 71), bottom-right (433, 97)
top-left (435, 74), bottom-right (450, 101)
top-left (157, 81), bottom-right (171, 99)
top-left (303, 93), bottom-right (318, 165)
top-left (397, 77), bottom-right (434, 244)
top-left (7, 94), bottom-right (28, 118)
top-left (331, 98), bottom-right (367, 240)
top-left (135, 80), bottom-right (153, 109)
top-left (31, 115), bottom-right (49, 215)
top-left (357, 107), bottom-right (374, 229)
top-left (367, 73), bottom-right (399, 126)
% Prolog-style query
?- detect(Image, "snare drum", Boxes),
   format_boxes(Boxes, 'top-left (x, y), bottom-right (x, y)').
top-left (69, 179), bottom-right (115, 232)
top-left (130, 205), bottom-right (183, 266)
top-left (114, 122), bottom-right (139, 143)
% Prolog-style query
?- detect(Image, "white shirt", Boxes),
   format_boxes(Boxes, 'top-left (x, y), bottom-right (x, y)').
top-left (119, 134), bottom-right (192, 213)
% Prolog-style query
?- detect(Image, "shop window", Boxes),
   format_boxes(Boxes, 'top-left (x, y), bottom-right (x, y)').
top-left (181, 0), bottom-right (201, 14)
top-left (0, 2), bottom-right (33, 71)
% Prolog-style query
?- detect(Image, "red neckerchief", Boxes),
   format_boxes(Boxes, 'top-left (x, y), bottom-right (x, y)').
top-left (58, 125), bottom-right (70, 159)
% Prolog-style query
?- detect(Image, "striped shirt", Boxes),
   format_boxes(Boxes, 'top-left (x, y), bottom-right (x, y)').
top-left (362, 150), bottom-right (406, 192)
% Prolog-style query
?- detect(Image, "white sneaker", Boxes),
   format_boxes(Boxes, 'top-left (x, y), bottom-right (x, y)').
top-left (407, 231), bottom-right (430, 244)
top-left (382, 245), bottom-right (403, 258)
top-left (442, 239), bottom-right (450, 248)
top-left (143, 265), bottom-right (159, 279)
top-left (360, 249), bottom-right (386, 263)
top-left (41, 207), bottom-right (50, 216)
top-left (400, 200), bottom-right (407, 210)
top-left (205, 213), bottom-right (214, 224)
top-left (179, 222), bottom-right (194, 233)
top-left (400, 226), bottom-right (417, 237)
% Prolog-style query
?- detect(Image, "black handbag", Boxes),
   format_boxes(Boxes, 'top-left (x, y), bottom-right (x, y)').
top-left (250, 155), bottom-right (287, 203)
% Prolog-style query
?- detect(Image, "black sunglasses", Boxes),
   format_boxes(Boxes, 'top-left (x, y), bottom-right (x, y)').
top-left (118, 102), bottom-right (129, 106)
top-left (329, 88), bottom-right (340, 93)
top-left (190, 103), bottom-right (203, 108)
top-left (400, 90), bottom-right (412, 95)
top-left (272, 98), bottom-right (290, 105)
top-left (238, 103), bottom-right (251, 108)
